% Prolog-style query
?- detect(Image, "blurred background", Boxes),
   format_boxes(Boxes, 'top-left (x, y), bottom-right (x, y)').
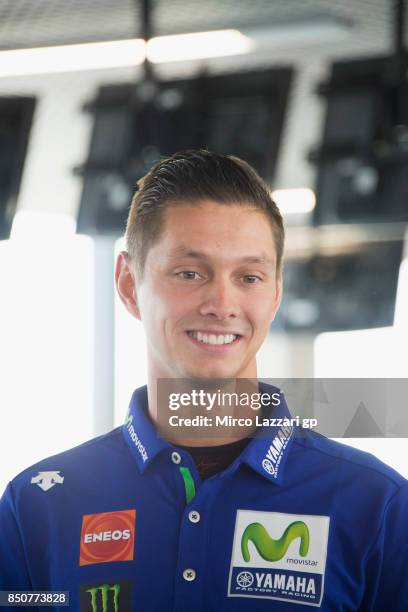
top-left (0, 0), bottom-right (407, 492)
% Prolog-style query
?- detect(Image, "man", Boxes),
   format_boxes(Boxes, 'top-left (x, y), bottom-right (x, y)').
top-left (0, 150), bottom-right (407, 611)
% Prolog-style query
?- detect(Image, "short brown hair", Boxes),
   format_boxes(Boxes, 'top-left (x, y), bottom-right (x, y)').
top-left (125, 149), bottom-right (284, 277)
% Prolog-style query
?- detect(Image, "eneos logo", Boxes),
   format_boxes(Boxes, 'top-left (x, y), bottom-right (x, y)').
top-left (79, 509), bottom-right (136, 566)
top-left (241, 521), bottom-right (309, 562)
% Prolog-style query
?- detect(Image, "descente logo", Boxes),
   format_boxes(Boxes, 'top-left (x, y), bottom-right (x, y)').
top-left (262, 425), bottom-right (293, 477)
top-left (125, 414), bottom-right (148, 462)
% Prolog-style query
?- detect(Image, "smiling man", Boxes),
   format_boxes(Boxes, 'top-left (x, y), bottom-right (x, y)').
top-left (0, 150), bottom-right (407, 611)
top-left (116, 172), bottom-right (283, 444)
top-left (119, 202), bottom-right (281, 382)
top-left (118, 159), bottom-right (283, 383)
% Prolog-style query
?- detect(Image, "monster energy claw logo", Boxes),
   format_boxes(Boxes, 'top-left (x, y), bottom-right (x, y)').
top-left (241, 521), bottom-right (310, 562)
top-left (86, 584), bottom-right (120, 612)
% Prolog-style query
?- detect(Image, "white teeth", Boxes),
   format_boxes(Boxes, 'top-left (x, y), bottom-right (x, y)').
top-left (188, 331), bottom-right (237, 345)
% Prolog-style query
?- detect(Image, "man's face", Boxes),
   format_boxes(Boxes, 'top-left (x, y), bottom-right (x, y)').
top-left (118, 201), bottom-right (282, 380)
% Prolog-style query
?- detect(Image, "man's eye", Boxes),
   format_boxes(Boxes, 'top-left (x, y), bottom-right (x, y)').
top-left (242, 275), bottom-right (261, 284)
top-left (176, 271), bottom-right (202, 280)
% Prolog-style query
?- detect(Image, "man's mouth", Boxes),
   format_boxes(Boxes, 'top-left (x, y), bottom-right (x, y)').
top-left (186, 330), bottom-right (240, 346)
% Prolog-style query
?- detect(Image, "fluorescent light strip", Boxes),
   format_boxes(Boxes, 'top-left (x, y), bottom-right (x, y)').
top-left (0, 39), bottom-right (146, 77)
top-left (0, 16), bottom-right (353, 78)
top-left (243, 17), bottom-right (353, 48)
top-left (272, 188), bottom-right (316, 215)
top-left (0, 30), bottom-right (253, 77)
top-left (147, 30), bottom-right (254, 63)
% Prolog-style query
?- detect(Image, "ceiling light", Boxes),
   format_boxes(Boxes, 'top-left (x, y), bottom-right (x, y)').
top-left (0, 39), bottom-right (146, 77)
top-left (272, 188), bottom-right (316, 215)
top-left (146, 30), bottom-right (254, 63)
top-left (0, 29), bottom-right (254, 78)
top-left (0, 15), bottom-right (352, 78)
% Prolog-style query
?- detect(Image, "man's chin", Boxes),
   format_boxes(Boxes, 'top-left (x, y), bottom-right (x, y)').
top-left (181, 365), bottom-right (244, 382)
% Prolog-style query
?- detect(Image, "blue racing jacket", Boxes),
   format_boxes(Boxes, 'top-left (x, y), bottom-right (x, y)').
top-left (0, 384), bottom-right (407, 611)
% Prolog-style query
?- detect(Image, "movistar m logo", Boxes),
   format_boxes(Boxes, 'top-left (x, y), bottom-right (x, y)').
top-left (241, 521), bottom-right (309, 562)
top-left (86, 584), bottom-right (120, 612)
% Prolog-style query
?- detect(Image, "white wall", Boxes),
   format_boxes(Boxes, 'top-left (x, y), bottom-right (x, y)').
top-left (0, 29), bottom-right (406, 491)
top-left (0, 214), bottom-right (94, 494)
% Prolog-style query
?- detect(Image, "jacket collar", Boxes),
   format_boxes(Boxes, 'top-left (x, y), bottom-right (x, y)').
top-left (122, 386), bottom-right (171, 473)
top-left (121, 383), bottom-right (295, 484)
top-left (239, 384), bottom-right (295, 485)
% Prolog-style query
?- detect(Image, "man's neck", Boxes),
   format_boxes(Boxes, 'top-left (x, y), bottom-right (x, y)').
top-left (146, 375), bottom-right (261, 447)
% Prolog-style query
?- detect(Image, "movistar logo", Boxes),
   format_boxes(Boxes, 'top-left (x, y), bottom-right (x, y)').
top-left (241, 521), bottom-right (309, 562)
top-left (86, 584), bottom-right (120, 612)
top-left (125, 413), bottom-right (148, 462)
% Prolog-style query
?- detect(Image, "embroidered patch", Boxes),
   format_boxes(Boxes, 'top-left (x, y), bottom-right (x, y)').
top-left (79, 509), bottom-right (136, 566)
top-left (228, 510), bottom-right (330, 606)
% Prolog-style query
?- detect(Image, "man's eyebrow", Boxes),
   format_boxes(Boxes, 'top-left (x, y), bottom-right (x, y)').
top-left (238, 255), bottom-right (275, 265)
top-left (168, 246), bottom-right (274, 265)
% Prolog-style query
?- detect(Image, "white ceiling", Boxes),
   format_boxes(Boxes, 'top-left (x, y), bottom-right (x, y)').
top-left (0, 0), bottom-right (404, 53)
top-left (0, 0), bottom-right (406, 223)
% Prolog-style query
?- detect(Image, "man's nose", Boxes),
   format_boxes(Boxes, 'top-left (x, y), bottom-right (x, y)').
top-left (198, 276), bottom-right (241, 320)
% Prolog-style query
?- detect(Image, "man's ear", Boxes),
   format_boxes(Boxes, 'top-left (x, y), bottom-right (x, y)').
top-left (270, 270), bottom-right (283, 323)
top-left (115, 251), bottom-right (141, 320)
